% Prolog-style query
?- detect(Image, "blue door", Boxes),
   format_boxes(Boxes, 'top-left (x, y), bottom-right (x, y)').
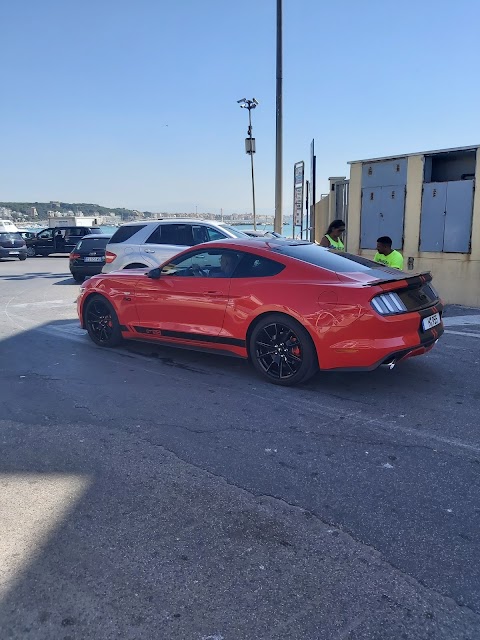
top-left (443, 180), bottom-right (474, 253)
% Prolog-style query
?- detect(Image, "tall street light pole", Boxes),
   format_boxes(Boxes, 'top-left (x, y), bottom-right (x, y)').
top-left (274, 0), bottom-right (283, 234)
top-left (238, 97), bottom-right (258, 230)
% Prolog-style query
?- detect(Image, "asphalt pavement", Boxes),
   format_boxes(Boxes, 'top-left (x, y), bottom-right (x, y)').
top-left (1, 256), bottom-right (480, 639)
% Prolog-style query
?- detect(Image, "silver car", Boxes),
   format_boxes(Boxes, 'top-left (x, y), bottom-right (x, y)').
top-left (103, 219), bottom-right (249, 273)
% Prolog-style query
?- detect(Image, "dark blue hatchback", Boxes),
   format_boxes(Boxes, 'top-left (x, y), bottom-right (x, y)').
top-left (69, 234), bottom-right (112, 282)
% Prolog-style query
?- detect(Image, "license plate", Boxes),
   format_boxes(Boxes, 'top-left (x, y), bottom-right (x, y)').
top-left (84, 256), bottom-right (103, 262)
top-left (422, 312), bottom-right (441, 331)
top-left (9, 251), bottom-right (19, 255)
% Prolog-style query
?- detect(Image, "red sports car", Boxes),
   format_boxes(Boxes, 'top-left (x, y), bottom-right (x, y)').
top-left (77, 239), bottom-right (444, 386)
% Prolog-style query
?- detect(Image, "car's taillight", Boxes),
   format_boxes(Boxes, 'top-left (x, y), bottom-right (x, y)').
top-left (371, 292), bottom-right (407, 315)
top-left (105, 250), bottom-right (116, 263)
top-left (70, 252), bottom-right (81, 260)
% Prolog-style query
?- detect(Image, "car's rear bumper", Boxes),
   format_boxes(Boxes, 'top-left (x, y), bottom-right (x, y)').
top-left (312, 303), bottom-right (444, 371)
top-left (70, 263), bottom-right (105, 277)
top-left (0, 247), bottom-right (27, 258)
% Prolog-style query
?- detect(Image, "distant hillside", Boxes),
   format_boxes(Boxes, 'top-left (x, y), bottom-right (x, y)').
top-left (0, 202), bottom-right (142, 220)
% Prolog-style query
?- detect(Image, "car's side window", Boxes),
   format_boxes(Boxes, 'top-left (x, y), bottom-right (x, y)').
top-left (110, 225), bottom-right (146, 243)
top-left (192, 225), bottom-right (209, 245)
top-left (38, 229), bottom-right (53, 239)
top-left (147, 224), bottom-right (195, 246)
top-left (233, 254), bottom-right (285, 278)
top-left (146, 225), bottom-right (163, 244)
top-left (161, 249), bottom-right (241, 278)
top-left (205, 227), bottom-right (226, 242)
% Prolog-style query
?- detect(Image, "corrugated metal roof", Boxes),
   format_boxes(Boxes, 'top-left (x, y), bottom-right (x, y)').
top-left (348, 144), bottom-right (480, 165)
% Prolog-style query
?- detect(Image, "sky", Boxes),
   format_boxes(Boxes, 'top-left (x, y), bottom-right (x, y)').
top-left (0, 0), bottom-right (479, 216)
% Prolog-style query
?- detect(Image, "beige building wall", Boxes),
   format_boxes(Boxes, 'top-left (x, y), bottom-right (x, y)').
top-left (345, 149), bottom-right (480, 307)
top-left (314, 196), bottom-right (329, 243)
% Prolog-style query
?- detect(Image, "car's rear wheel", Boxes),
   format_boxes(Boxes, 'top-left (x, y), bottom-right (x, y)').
top-left (124, 263), bottom-right (148, 269)
top-left (84, 294), bottom-right (123, 348)
top-left (72, 273), bottom-right (84, 283)
top-left (19, 255), bottom-right (27, 261)
top-left (26, 247), bottom-right (36, 257)
top-left (249, 313), bottom-right (318, 386)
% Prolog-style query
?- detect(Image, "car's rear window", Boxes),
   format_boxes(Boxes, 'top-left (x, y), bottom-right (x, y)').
top-left (272, 242), bottom-right (406, 278)
top-left (110, 225), bottom-right (146, 243)
top-left (0, 232), bottom-right (23, 241)
top-left (76, 237), bottom-right (110, 250)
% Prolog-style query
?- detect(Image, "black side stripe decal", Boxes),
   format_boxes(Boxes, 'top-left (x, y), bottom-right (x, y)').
top-left (132, 326), bottom-right (246, 348)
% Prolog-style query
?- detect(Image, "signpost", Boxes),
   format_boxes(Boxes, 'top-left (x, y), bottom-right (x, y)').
top-left (292, 161), bottom-right (304, 239)
top-left (310, 140), bottom-right (316, 242)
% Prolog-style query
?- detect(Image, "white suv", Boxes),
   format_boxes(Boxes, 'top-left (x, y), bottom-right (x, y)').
top-left (103, 219), bottom-right (249, 273)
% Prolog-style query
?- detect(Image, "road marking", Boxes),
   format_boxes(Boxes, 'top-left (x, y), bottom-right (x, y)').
top-left (7, 300), bottom-right (70, 308)
top-left (443, 315), bottom-right (480, 327)
top-left (445, 330), bottom-right (480, 339)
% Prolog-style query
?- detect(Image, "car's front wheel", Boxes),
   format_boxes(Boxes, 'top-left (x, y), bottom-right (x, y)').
top-left (84, 294), bottom-right (123, 348)
top-left (249, 313), bottom-right (318, 386)
top-left (26, 247), bottom-right (36, 257)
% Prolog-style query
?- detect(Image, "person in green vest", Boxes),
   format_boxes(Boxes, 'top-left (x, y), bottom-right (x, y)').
top-left (374, 236), bottom-right (404, 270)
top-left (319, 219), bottom-right (345, 250)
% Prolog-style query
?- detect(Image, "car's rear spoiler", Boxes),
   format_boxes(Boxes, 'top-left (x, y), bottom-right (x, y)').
top-left (371, 271), bottom-right (433, 289)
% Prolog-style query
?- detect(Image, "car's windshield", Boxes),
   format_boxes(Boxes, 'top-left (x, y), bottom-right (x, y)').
top-left (217, 224), bottom-right (249, 238)
top-left (272, 242), bottom-right (406, 279)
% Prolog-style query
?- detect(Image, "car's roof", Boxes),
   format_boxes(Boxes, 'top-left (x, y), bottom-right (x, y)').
top-left (197, 237), bottom-right (313, 250)
top-left (117, 219), bottom-right (238, 227)
top-left (82, 233), bottom-right (112, 239)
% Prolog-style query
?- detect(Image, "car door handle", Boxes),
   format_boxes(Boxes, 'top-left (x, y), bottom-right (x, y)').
top-left (144, 249), bottom-right (155, 253)
top-left (203, 290), bottom-right (223, 296)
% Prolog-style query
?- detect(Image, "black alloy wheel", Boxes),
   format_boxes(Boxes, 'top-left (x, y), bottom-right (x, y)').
top-left (84, 295), bottom-right (123, 348)
top-left (249, 313), bottom-right (317, 386)
top-left (26, 247), bottom-right (36, 257)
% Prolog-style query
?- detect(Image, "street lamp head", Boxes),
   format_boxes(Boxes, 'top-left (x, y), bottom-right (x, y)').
top-left (252, 98), bottom-right (259, 105)
top-left (237, 98), bottom-right (247, 105)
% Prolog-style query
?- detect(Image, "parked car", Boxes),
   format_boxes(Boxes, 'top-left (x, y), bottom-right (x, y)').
top-left (78, 238), bottom-right (444, 386)
top-left (0, 231), bottom-right (27, 260)
top-left (69, 234), bottom-right (112, 282)
top-left (102, 219), bottom-right (249, 273)
top-left (26, 226), bottom-right (100, 257)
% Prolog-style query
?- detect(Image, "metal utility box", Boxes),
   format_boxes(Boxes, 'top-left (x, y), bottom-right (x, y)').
top-left (360, 158), bottom-right (407, 249)
top-left (361, 158), bottom-right (407, 188)
top-left (420, 180), bottom-right (474, 253)
top-left (361, 186), bottom-right (406, 249)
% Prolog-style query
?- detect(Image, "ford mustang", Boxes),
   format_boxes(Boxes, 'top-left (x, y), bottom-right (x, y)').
top-left (77, 239), bottom-right (444, 386)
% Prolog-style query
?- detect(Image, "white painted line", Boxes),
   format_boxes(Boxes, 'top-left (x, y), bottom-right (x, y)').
top-left (445, 330), bottom-right (480, 339)
top-left (443, 315), bottom-right (480, 327)
top-left (8, 300), bottom-right (70, 309)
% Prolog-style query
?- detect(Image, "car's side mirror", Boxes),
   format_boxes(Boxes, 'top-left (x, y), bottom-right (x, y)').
top-left (147, 268), bottom-right (162, 279)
